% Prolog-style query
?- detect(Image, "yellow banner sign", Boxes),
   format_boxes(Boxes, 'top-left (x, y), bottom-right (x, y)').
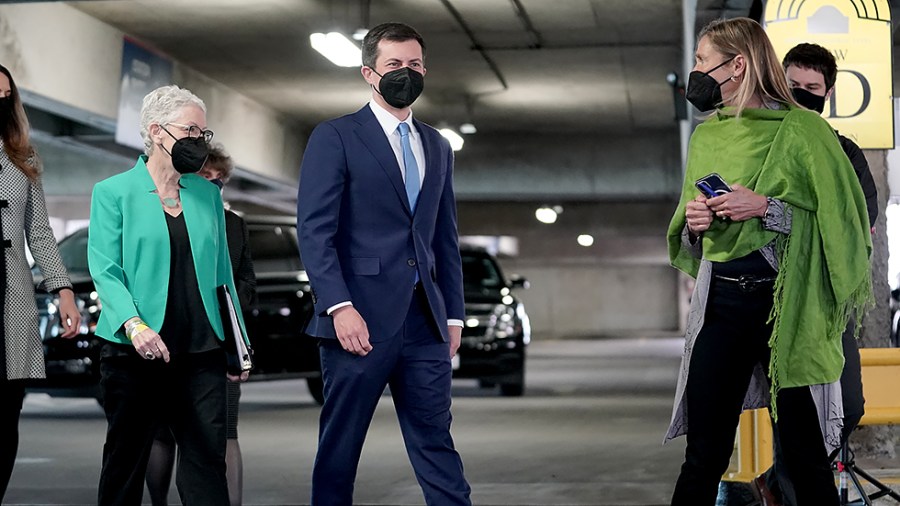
top-left (764, 0), bottom-right (894, 149)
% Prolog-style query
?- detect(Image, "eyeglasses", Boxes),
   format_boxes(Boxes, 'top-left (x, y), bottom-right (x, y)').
top-left (167, 122), bottom-right (214, 143)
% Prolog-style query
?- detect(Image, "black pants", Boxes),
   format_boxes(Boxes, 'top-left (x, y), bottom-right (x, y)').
top-left (312, 286), bottom-right (471, 506)
top-left (767, 320), bottom-right (865, 505)
top-left (98, 345), bottom-right (228, 506)
top-left (0, 380), bottom-right (25, 502)
top-left (671, 279), bottom-right (838, 506)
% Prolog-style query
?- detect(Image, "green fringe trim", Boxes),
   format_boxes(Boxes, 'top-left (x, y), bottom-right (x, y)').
top-left (766, 232), bottom-right (790, 422)
top-left (765, 232), bottom-right (874, 421)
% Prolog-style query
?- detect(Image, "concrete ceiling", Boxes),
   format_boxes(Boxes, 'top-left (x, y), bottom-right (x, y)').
top-left (69, 0), bottom-right (684, 136)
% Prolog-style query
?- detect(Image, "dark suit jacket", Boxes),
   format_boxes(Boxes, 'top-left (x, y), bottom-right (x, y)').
top-left (225, 209), bottom-right (258, 312)
top-left (296, 105), bottom-right (464, 342)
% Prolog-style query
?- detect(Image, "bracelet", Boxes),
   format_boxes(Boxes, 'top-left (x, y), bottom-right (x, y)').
top-left (126, 324), bottom-right (149, 341)
top-left (124, 319), bottom-right (148, 340)
top-left (124, 318), bottom-right (143, 333)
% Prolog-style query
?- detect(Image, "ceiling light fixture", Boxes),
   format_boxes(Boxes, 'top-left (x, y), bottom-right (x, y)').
top-left (535, 206), bottom-right (558, 224)
top-left (439, 128), bottom-right (465, 151)
top-left (459, 123), bottom-right (477, 134)
top-left (310, 32), bottom-right (362, 67)
top-left (352, 28), bottom-right (369, 41)
top-left (577, 234), bottom-right (595, 247)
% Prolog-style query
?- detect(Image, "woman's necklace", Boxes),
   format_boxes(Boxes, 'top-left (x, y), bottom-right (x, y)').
top-left (154, 189), bottom-right (180, 208)
top-left (161, 196), bottom-right (180, 208)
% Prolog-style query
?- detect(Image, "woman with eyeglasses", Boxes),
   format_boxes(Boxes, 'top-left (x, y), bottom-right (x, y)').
top-left (0, 64), bottom-right (81, 503)
top-left (145, 143), bottom-right (257, 506)
top-left (88, 85), bottom-right (249, 506)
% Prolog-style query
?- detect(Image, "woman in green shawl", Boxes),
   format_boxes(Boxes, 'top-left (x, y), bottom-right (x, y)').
top-left (666, 18), bottom-right (871, 506)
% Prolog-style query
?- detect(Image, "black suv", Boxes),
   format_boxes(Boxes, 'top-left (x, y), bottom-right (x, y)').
top-left (32, 215), bottom-right (324, 404)
top-left (455, 245), bottom-right (530, 396)
top-left (31, 222), bottom-right (530, 400)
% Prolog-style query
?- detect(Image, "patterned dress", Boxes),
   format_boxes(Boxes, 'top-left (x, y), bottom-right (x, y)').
top-left (0, 142), bottom-right (72, 381)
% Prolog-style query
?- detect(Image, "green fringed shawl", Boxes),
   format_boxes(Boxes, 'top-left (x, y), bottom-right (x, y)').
top-left (667, 106), bottom-right (873, 416)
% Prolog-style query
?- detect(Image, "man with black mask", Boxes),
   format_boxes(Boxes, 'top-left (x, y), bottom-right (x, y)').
top-left (297, 22), bottom-right (472, 506)
top-left (784, 43), bottom-right (877, 230)
top-left (747, 42), bottom-right (878, 506)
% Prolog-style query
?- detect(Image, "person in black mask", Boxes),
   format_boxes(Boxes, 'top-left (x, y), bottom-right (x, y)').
top-left (88, 85), bottom-right (249, 505)
top-left (145, 143), bottom-right (257, 506)
top-left (741, 43), bottom-right (879, 506)
top-left (298, 22), bottom-right (472, 505)
top-left (667, 18), bottom-right (873, 506)
top-left (783, 42), bottom-right (877, 233)
top-left (0, 65), bottom-right (81, 503)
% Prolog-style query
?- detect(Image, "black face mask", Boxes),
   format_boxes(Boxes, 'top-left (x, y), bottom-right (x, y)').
top-left (161, 126), bottom-right (209, 174)
top-left (791, 87), bottom-right (826, 114)
top-left (685, 57), bottom-right (735, 112)
top-left (210, 178), bottom-right (224, 190)
top-left (0, 97), bottom-right (12, 125)
top-left (371, 67), bottom-right (425, 109)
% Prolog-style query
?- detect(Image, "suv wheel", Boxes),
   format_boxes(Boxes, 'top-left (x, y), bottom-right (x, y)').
top-left (499, 366), bottom-right (525, 397)
top-left (500, 380), bottom-right (524, 397)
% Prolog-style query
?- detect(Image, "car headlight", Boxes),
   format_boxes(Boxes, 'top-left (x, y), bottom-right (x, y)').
top-left (491, 304), bottom-right (519, 339)
top-left (516, 302), bottom-right (531, 345)
top-left (42, 295), bottom-right (97, 338)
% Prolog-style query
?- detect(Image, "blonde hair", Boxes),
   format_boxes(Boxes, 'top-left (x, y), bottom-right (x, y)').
top-left (698, 17), bottom-right (798, 116)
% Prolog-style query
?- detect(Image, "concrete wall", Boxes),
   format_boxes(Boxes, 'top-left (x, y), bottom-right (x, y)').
top-left (458, 201), bottom-right (681, 338)
top-left (454, 130), bottom-right (682, 199)
top-left (0, 2), bottom-right (304, 183)
top-left (502, 260), bottom-right (679, 339)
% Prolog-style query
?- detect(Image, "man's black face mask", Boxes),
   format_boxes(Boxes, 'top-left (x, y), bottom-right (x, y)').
top-left (791, 87), bottom-right (827, 114)
top-left (370, 67), bottom-right (425, 109)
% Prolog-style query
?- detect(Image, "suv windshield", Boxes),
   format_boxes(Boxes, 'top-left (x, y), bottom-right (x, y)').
top-left (55, 228), bottom-right (90, 276)
top-left (461, 252), bottom-right (504, 291)
top-left (247, 224), bottom-right (303, 274)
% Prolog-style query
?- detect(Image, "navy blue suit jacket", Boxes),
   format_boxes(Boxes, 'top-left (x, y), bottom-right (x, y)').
top-left (297, 105), bottom-right (464, 342)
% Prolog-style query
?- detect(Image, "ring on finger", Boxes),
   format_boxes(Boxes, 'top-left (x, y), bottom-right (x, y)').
top-left (144, 350), bottom-right (155, 359)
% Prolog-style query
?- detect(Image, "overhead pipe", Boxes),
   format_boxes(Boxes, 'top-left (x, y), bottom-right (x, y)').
top-left (438, 0), bottom-right (509, 90)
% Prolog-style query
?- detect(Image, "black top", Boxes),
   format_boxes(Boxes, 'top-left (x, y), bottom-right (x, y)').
top-left (711, 250), bottom-right (776, 278)
top-left (837, 133), bottom-right (879, 228)
top-left (225, 210), bottom-right (258, 311)
top-left (159, 212), bottom-right (219, 354)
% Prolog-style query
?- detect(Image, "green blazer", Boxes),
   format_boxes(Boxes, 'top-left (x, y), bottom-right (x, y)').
top-left (88, 156), bottom-right (247, 346)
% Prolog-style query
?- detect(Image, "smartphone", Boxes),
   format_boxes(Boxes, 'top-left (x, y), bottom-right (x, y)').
top-left (695, 173), bottom-right (732, 199)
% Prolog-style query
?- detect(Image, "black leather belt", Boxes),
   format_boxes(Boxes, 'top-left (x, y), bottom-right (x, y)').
top-left (713, 274), bottom-right (777, 292)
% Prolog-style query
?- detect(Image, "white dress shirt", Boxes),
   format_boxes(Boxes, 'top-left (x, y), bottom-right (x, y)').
top-left (326, 102), bottom-right (462, 328)
top-left (368, 100), bottom-right (426, 189)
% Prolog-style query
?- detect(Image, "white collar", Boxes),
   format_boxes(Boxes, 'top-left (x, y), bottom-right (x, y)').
top-left (369, 101), bottom-right (416, 138)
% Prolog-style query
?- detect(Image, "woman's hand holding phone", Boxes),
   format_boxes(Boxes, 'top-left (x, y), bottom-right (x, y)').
top-left (706, 184), bottom-right (768, 222)
top-left (686, 194), bottom-right (714, 235)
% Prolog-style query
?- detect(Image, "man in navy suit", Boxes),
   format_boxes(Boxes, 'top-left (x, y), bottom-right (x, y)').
top-left (297, 22), bottom-right (472, 506)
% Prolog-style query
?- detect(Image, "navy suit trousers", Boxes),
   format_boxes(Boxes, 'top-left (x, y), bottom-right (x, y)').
top-left (311, 287), bottom-right (471, 506)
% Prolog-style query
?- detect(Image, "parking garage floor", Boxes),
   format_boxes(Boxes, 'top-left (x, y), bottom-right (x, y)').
top-left (7, 338), bottom-right (900, 505)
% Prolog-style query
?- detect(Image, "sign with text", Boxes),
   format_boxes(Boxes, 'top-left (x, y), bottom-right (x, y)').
top-left (764, 0), bottom-right (894, 149)
top-left (115, 38), bottom-right (173, 151)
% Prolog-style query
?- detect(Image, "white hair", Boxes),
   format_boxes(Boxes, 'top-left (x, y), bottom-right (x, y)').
top-left (139, 85), bottom-right (207, 156)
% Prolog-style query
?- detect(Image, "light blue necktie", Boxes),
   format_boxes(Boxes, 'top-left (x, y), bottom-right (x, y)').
top-left (398, 122), bottom-right (420, 212)
top-left (398, 122), bottom-right (420, 284)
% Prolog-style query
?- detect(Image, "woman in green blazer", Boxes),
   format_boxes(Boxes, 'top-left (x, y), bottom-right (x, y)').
top-left (88, 85), bottom-right (248, 506)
